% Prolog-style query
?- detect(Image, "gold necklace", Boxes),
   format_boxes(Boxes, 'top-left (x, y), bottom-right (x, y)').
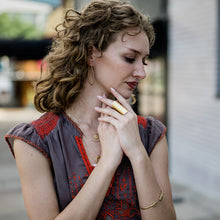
top-left (96, 155), bottom-right (101, 163)
top-left (66, 112), bottom-right (99, 142)
top-left (83, 134), bottom-right (101, 166)
top-left (84, 133), bottom-right (100, 142)
top-left (93, 133), bottom-right (99, 140)
top-left (66, 112), bottom-right (101, 164)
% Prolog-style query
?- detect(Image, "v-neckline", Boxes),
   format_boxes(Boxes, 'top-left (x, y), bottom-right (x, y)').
top-left (63, 113), bottom-right (95, 174)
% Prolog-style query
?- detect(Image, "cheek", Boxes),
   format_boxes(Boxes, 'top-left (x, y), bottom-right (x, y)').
top-left (109, 57), bottom-right (131, 76)
top-left (94, 54), bottom-right (131, 82)
top-left (95, 57), bottom-right (117, 77)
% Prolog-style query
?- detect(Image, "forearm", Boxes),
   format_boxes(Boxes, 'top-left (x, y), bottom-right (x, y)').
top-left (55, 159), bottom-right (117, 220)
top-left (130, 148), bottom-right (176, 220)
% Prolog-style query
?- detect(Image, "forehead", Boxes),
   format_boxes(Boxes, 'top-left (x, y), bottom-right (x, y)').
top-left (111, 29), bottom-right (150, 55)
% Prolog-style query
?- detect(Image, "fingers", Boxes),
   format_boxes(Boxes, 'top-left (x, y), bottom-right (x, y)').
top-left (96, 93), bottom-right (122, 127)
top-left (110, 88), bottom-right (133, 111)
top-left (97, 90), bottom-right (132, 116)
top-left (101, 94), bottom-right (106, 117)
top-left (96, 97), bottom-right (125, 120)
top-left (97, 114), bottom-right (120, 129)
top-left (96, 89), bottom-right (137, 122)
top-left (95, 105), bottom-right (123, 120)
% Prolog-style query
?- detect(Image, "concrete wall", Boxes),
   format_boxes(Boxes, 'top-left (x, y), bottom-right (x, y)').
top-left (168, 0), bottom-right (220, 199)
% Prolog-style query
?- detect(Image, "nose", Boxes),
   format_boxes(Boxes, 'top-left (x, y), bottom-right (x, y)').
top-left (132, 62), bottom-right (146, 80)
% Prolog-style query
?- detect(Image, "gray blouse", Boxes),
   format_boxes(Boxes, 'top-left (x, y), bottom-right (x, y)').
top-left (5, 112), bottom-right (166, 219)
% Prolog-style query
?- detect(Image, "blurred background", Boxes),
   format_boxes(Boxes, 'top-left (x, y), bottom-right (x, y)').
top-left (0, 0), bottom-right (220, 219)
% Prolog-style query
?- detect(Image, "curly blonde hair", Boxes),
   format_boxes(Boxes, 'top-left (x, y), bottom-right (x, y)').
top-left (34, 0), bottom-right (155, 113)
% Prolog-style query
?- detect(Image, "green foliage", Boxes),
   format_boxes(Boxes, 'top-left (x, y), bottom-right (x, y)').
top-left (0, 13), bottom-right (43, 39)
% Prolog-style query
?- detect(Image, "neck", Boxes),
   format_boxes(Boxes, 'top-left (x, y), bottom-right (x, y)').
top-left (65, 82), bottom-right (108, 128)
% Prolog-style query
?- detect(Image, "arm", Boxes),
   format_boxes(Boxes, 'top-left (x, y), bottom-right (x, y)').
top-left (14, 139), bottom-right (59, 220)
top-left (14, 138), bottom-right (120, 220)
top-left (96, 88), bottom-right (176, 220)
top-left (129, 136), bottom-right (176, 220)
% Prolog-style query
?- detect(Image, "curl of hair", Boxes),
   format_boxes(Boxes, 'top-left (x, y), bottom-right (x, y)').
top-left (34, 0), bottom-right (155, 113)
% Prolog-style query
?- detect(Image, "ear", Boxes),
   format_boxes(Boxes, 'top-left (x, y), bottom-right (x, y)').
top-left (88, 46), bottom-right (101, 65)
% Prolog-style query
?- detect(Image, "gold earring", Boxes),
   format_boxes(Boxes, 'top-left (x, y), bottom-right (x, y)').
top-left (130, 94), bottom-right (136, 105)
top-left (88, 66), bottom-right (95, 86)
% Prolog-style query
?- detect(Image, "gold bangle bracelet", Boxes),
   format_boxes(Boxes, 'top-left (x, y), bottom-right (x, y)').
top-left (140, 190), bottom-right (164, 210)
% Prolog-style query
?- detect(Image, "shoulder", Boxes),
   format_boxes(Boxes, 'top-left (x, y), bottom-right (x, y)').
top-left (30, 112), bottom-right (60, 140)
top-left (137, 115), bottom-right (167, 155)
top-left (137, 115), bottom-right (166, 131)
top-left (5, 112), bottom-right (61, 161)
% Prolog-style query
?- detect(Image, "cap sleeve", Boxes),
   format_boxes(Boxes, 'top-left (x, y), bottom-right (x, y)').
top-left (138, 116), bottom-right (167, 155)
top-left (5, 123), bottom-right (50, 161)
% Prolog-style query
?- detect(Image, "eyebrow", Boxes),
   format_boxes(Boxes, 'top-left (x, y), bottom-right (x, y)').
top-left (127, 48), bottom-right (149, 58)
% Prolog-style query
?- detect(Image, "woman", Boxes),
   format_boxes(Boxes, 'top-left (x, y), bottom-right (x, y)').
top-left (5, 0), bottom-right (176, 219)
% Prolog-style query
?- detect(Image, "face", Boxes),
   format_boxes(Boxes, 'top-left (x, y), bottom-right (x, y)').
top-left (91, 28), bottom-right (150, 99)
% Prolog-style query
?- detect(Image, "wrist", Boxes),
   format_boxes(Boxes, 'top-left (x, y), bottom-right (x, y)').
top-left (128, 145), bottom-right (149, 165)
top-left (98, 156), bottom-right (121, 172)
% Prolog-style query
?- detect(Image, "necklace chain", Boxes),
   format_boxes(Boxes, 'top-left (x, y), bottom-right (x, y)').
top-left (83, 134), bottom-right (101, 165)
top-left (66, 112), bottom-right (99, 141)
top-left (66, 112), bottom-right (101, 164)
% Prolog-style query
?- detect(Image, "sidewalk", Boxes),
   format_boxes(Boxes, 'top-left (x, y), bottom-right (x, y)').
top-left (171, 181), bottom-right (220, 220)
top-left (1, 107), bottom-right (220, 220)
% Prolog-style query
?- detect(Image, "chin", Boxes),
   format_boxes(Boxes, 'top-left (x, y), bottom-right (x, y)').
top-left (120, 90), bottom-right (133, 100)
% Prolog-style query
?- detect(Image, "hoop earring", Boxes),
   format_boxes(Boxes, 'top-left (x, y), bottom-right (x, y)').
top-left (131, 94), bottom-right (136, 105)
top-left (88, 66), bottom-right (95, 86)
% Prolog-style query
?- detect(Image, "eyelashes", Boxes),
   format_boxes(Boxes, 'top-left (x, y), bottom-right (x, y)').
top-left (125, 57), bottom-right (136, 64)
top-left (124, 57), bottom-right (148, 66)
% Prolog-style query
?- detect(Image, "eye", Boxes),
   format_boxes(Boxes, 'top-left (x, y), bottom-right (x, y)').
top-left (125, 57), bottom-right (136, 64)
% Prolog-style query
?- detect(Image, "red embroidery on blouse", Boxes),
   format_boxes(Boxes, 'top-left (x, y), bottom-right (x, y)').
top-left (98, 199), bottom-right (140, 219)
top-left (75, 136), bottom-right (93, 175)
top-left (128, 166), bottom-right (133, 198)
top-left (68, 160), bottom-right (140, 219)
top-left (97, 207), bottom-right (114, 220)
top-left (69, 170), bottom-right (88, 199)
top-left (115, 200), bottom-right (139, 218)
top-left (96, 164), bottom-right (140, 219)
top-left (71, 132), bottom-right (141, 219)
top-left (31, 112), bottom-right (59, 140)
top-left (69, 172), bottom-right (86, 199)
top-left (137, 115), bottom-right (147, 129)
top-left (106, 175), bottom-right (115, 197)
top-left (5, 135), bottom-right (51, 162)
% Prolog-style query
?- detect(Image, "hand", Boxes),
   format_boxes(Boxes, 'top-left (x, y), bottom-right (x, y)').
top-left (95, 88), bottom-right (144, 160)
top-left (97, 97), bottom-right (123, 168)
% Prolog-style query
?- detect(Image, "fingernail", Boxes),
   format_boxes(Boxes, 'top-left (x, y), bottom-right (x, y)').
top-left (111, 88), bottom-right (115, 92)
top-left (97, 95), bottom-right (103, 99)
top-left (94, 107), bottom-right (100, 110)
top-left (103, 94), bottom-right (106, 97)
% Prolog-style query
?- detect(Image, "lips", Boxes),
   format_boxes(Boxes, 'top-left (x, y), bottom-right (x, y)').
top-left (126, 81), bottom-right (138, 90)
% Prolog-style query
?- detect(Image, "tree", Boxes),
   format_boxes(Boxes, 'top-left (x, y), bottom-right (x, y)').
top-left (0, 13), bottom-right (43, 39)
